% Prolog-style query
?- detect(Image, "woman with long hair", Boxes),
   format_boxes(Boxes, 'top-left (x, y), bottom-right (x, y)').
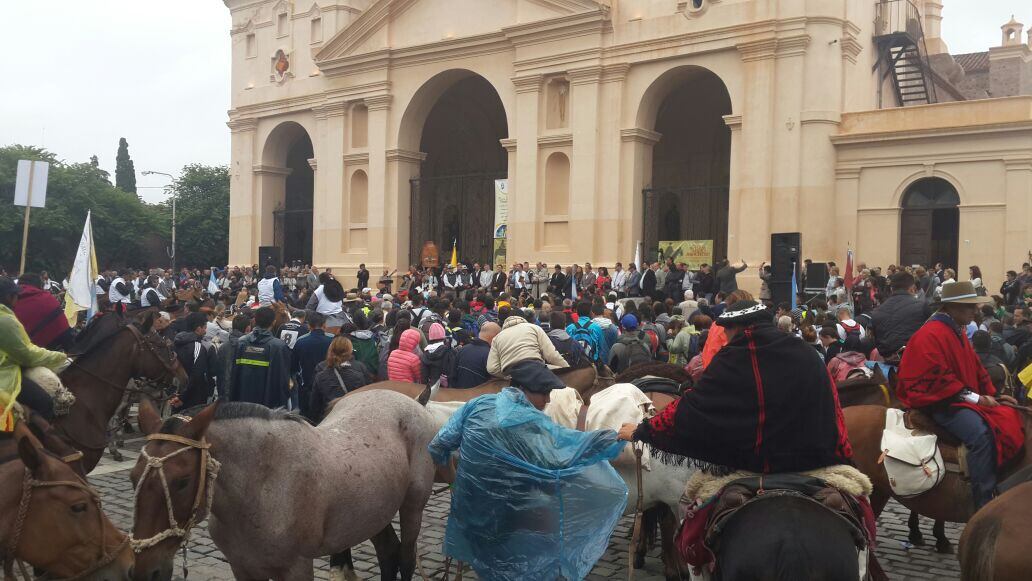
top-left (970, 265), bottom-right (985, 296)
top-left (310, 335), bottom-right (370, 421)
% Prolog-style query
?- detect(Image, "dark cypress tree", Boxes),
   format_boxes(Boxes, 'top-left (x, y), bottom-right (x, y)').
top-left (115, 137), bottom-right (137, 194)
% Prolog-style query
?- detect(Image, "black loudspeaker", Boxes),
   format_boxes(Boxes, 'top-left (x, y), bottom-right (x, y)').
top-left (804, 262), bottom-right (830, 293)
top-left (770, 233), bottom-right (801, 306)
top-left (258, 246), bottom-right (282, 268)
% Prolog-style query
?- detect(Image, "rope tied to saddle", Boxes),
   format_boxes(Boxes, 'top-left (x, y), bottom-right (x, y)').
top-left (128, 433), bottom-right (221, 555)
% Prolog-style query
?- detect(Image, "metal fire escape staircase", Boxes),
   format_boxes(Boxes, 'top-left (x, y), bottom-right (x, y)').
top-left (874, 1), bottom-right (938, 106)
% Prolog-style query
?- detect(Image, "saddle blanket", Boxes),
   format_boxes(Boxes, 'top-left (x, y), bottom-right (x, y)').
top-left (24, 367), bottom-right (76, 416)
top-left (682, 464), bottom-right (873, 506)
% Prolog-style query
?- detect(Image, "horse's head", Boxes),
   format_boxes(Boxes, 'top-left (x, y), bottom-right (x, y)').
top-left (10, 425), bottom-right (133, 580)
top-left (129, 400), bottom-right (218, 581)
top-left (128, 311), bottom-right (189, 391)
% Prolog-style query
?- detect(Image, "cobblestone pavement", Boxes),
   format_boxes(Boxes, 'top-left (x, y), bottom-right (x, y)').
top-left (91, 438), bottom-right (962, 580)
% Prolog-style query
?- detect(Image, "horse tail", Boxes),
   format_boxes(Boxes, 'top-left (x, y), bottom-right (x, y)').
top-left (641, 505), bottom-right (662, 550)
top-left (959, 514), bottom-right (1000, 581)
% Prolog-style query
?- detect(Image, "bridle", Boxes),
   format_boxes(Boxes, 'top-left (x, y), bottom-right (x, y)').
top-left (129, 432), bottom-right (220, 553)
top-left (3, 456), bottom-right (128, 581)
top-left (66, 324), bottom-right (181, 398)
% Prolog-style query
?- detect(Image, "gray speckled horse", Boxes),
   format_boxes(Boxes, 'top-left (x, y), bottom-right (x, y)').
top-left (129, 392), bottom-right (436, 581)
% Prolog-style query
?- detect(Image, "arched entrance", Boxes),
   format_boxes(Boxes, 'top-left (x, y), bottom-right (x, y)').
top-left (263, 121), bottom-right (314, 266)
top-left (408, 74), bottom-right (508, 266)
top-left (640, 68), bottom-right (732, 264)
top-left (900, 177), bottom-right (959, 268)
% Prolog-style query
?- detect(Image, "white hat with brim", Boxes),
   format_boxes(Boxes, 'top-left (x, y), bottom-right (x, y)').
top-left (937, 281), bottom-right (993, 305)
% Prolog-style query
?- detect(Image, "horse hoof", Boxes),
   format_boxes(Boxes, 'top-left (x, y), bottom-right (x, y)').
top-left (329, 567), bottom-right (359, 581)
top-left (908, 533), bottom-right (925, 547)
top-left (935, 541), bottom-right (954, 555)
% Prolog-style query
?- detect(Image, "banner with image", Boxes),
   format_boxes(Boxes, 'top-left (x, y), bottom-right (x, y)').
top-left (494, 179), bottom-right (509, 239)
top-left (658, 240), bottom-right (713, 271)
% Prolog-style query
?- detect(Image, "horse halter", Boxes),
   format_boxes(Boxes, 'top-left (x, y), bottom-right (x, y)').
top-left (68, 324), bottom-right (181, 398)
top-left (3, 465), bottom-right (128, 581)
top-left (129, 433), bottom-right (221, 553)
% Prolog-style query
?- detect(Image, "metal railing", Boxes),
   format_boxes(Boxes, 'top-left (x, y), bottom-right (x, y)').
top-left (874, 0), bottom-right (923, 40)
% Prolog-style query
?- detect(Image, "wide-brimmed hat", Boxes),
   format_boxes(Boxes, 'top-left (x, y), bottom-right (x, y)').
top-left (937, 281), bottom-right (993, 305)
top-left (715, 300), bottom-right (771, 327)
top-left (342, 292), bottom-right (362, 303)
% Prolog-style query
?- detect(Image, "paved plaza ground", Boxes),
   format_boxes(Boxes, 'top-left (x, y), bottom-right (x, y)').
top-left (90, 437), bottom-right (963, 581)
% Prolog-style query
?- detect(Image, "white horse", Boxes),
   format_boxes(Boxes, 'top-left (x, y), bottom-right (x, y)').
top-left (129, 392), bottom-right (436, 581)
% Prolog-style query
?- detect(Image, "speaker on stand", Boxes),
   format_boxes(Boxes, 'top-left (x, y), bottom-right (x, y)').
top-left (258, 246), bottom-right (282, 269)
top-left (770, 233), bottom-right (801, 307)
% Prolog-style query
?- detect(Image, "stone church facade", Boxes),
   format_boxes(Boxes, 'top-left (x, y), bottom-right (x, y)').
top-left (222, 0), bottom-right (1032, 291)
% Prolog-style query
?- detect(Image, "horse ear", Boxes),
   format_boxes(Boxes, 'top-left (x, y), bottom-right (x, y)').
top-left (16, 431), bottom-right (43, 475)
top-left (181, 403), bottom-right (218, 441)
top-left (138, 398), bottom-right (163, 436)
top-left (140, 312), bottom-right (155, 334)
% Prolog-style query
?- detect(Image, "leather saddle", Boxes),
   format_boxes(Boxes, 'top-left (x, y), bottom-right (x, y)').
top-left (706, 474), bottom-right (869, 550)
top-left (630, 376), bottom-right (683, 397)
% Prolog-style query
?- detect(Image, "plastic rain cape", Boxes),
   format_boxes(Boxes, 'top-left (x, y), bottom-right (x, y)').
top-left (428, 387), bottom-right (628, 581)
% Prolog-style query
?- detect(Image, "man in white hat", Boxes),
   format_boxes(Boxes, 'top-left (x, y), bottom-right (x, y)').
top-left (897, 281), bottom-right (1024, 509)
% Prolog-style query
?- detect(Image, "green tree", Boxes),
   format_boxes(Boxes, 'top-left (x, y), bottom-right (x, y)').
top-left (115, 137), bottom-right (137, 194)
top-left (0, 144), bottom-right (167, 277)
top-left (163, 164), bottom-right (230, 268)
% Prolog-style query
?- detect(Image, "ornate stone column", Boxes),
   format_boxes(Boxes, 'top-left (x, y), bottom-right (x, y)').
top-left (227, 117), bottom-right (258, 265)
top-left (568, 66), bottom-right (603, 259)
top-left (312, 102), bottom-right (348, 266)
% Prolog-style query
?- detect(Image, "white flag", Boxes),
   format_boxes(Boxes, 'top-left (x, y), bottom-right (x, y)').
top-left (208, 267), bottom-right (220, 295)
top-left (64, 211), bottom-right (98, 324)
top-left (633, 240), bottom-right (642, 270)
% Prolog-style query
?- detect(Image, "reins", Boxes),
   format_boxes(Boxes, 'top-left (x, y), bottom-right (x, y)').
top-left (129, 433), bottom-right (221, 556)
top-left (3, 468), bottom-right (127, 581)
top-left (65, 324), bottom-right (180, 396)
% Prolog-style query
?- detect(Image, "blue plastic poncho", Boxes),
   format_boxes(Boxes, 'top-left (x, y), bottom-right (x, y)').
top-left (428, 388), bottom-right (628, 581)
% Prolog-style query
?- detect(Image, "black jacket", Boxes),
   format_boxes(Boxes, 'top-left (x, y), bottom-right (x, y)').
top-left (310, 360), bottom-right (370, 422)
top-left (422, 340), bottom-right (456, 386)
top-left (664, 269), bottom-right (685, 299)
top-left (173, 331), bottom-right (217, 409)
top-left (548, 272), bottom-right (567, 295)
top-left (229, 328), bottom-right (291, 408)
top-left (451, 339), bottom-right (491, 388)
top-left (869, 291), bottom-right (931, 356)
top-left (642, 269), bottom-right (658, 296)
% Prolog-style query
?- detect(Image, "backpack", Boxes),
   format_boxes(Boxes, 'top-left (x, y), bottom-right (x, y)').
top-left (461, 313), bottom-right (480, 337)
top-left (838, 320), bottom-right (863, 348)
top-left (550, 335), bottom-right (585, 367)
top-left (616, 332), bottom-right (653, 371)
top-left (568, 318), bottom-right (601, 362)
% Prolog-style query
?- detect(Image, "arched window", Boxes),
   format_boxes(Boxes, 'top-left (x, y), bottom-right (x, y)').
top-left (544, 152), bottom-right (570, 216)
top-left (351, 105), bottom-right (368, 148)
top-left (350, 170), bottom-right (368, 224)
top-left (900, 177), bottom-right (959, 269)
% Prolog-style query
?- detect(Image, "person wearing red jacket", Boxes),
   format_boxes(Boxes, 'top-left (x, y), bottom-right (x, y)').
top-left (14, 272), bottom-right (73, 351)
top-left (897, 281), bottom-right (1024, 509)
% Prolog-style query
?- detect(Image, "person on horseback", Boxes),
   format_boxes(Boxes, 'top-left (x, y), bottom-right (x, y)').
top-left (0, 277), bottom-right (70, 430)
top-left (896, 280), bottom-right (1024, 509)
top-left (428, 361), bottom-right (627, 581)
top-left (485, 314), bottom-right (569, 379)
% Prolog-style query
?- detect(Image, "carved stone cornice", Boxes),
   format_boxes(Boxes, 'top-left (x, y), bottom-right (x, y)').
top-left (840, 35), bottom-right (864, 64)
top-left (227, 118), bottom-right (259, 133)
top-left (385, 149), bottom-right (427, 163)
top-left (736, 34), bottom-right (811, 62)
top-left (343, 152), bottom-right (370, 165)
top-left (364, 94), bottom-right (393, 111)
top-left (722, 114), bottom-right (743, 132)
top-left (620, 128), bottom-right (662, 145)
top-left (499, 138), bottom-right (518, 152)
top-left (568, 65), bottom-right (604, 86)
top-left (538, 134), bottom-right (572, 148)
top-left (512, 74), bottom-right (544, 94)
top-left (313, 101), bottom-right (349, 119)
top-left (601, 63), bottom-right (631, 84)
top-left (253, 164), bottom-right (292, 176)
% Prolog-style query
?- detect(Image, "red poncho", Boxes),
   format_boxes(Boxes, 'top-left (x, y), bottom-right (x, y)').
top-left (897, 316), bottom-right (1024, 466)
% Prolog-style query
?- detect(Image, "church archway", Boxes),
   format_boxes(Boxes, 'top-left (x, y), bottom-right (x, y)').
top-left (404, 73), bottom-right (509, 267)
top-left (639, 67), bottom-right (732, 264)
top-left (262, 121), bottom-right (314, 266)
top-left (900, 177), bottom-right (959, 269)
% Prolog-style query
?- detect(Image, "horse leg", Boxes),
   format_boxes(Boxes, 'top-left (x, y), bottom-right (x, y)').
top-left (329, 550), bottom-right (359, 581)
top-left (933, 519), bottom-right (954, 554)
top-left (658, 504), bottom-right (686, 581)
top-left (908, 511), bottom-right (926, 547)
top-left (370, 525), bottom-right (402, 581)
top-left (398, 494), bottom-right (428, 581)
top-left (633, 507), bottom-right (657, 570)
top-left (278, 558), bottom-right (314, 581)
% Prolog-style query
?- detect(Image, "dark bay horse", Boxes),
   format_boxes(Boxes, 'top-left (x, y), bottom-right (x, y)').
top-left (54, 311), bottom-right (186, 472)
top-left (846, 404), bottom-right (1032, 558)
top-left (1, 424), bottom-right (133, 580)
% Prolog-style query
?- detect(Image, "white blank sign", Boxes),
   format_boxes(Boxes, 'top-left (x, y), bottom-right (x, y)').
top-left (14, 160), bottom-right (49, 208)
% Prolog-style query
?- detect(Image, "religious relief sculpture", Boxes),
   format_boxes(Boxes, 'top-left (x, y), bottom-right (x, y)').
top-left (270, 49), bottom-right (292, 84)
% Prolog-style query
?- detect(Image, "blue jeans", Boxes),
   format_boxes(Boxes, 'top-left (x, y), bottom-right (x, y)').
top-left (931, 407), bottom-right (996, 509)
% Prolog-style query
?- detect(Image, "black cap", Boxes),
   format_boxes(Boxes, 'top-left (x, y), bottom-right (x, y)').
top-left (0, 276), bottom-right (19, 298)
top-left (508, 360), bottom-right (565, 394)
top-left (715, 300), bottom-right (771, 327)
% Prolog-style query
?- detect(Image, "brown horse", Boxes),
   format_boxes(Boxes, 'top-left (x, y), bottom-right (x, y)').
top-left (1, 424), bottom-right (133, 580)
top-left (959, 480), bottom-right (1032, 580)
top-left (54, 311), bottom-right (187, 472)
top-left (845, 405), bottom-right (1032, 555)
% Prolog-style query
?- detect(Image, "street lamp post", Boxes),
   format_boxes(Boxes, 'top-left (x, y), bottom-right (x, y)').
top-left (142, 170), bottom-right (176, 271)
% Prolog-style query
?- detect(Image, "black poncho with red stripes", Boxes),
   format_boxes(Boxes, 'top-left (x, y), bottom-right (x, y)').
top-left (634, 322), bottom-right (852, 474)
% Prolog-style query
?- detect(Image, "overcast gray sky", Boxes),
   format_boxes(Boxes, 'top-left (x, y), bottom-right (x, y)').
top-left (0, 1), bottom-right (1027, 203)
